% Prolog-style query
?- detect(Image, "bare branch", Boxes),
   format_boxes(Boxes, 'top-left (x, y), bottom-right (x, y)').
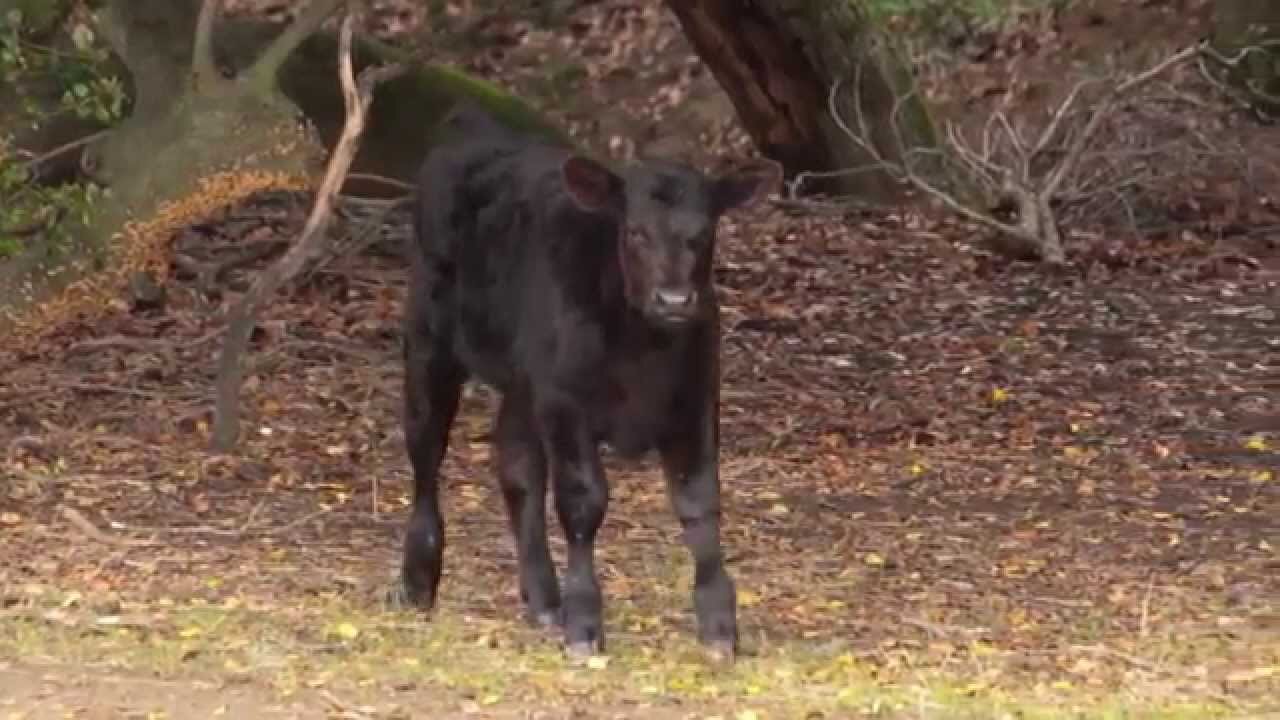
top-left (994, 111), bottom-right (1027, 177)
top-left (1119, 43), bottom-right (1205, 95)
top-left (192, 0), bottom-right (221, 88)
top-left (827, 77), bottom-right (1043, 252)
top-left (346, 172), bottom-right (415, 194)
top-left (1031, 79), bottom-right (1093, 160)
top-left (810, 38), bottom-right (1271, 265)
top-left (25, 130), bottom-right (112, 180)
top-left (212, 4), bottom-right (415, 451)
top-left (60, 506), bottom-right (157, 548)
top-left (244, 0), bottom-right (346, 91)
top-left (788, 164), bottom-right (888, 198)
top-left (828, 77), bottom-right (880, 162)
top-left (1043, 43), bottom-right (1202, 203)
top-left (980, 111), bottom-right (1000, 163)
top-left (1198, 40), bottom-right (1280, 118)
top-left (945, 122), bottom-right (1001, 189)
top-left (1199, 38), bottom-right (1280, 68)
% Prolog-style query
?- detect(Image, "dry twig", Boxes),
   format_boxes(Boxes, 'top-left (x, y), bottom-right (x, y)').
top-left (345, 172), bottom-right (415, 194)
top-left (59, 506), bottom-right (157, 548)
top-left (192, 0), bottom-right (221, 88)
top-left (212, 3), bottom-right (417, 451)
top-left (24, 130), bottom-right (113, 180)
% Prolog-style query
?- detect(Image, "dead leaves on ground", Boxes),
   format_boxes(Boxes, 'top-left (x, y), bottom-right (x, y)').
top-left (2, 0), bottom-right (1279, 716)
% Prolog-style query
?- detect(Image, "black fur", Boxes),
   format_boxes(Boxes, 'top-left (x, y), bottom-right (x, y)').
top-left (396, 104), bottom-right (780, 658)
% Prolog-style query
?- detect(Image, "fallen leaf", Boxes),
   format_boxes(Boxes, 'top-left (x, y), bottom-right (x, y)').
top-left (1227, 666), bottom-right (1277, 684)
top-left (332, 622), bottom-right (360, 640)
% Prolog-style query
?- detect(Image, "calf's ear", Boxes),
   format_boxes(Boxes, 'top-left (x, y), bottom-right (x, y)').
top-left (562, 155), bottom-right (623, 212)
top-left (712, 159), bottom-right (782, 214)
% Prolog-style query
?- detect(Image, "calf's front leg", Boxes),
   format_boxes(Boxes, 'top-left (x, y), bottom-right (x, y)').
top-left (495, 395), bottom-right (562, 628)
top-left (659, 399), bottom-right (737, 659)
top-left (538, 402), bottom-right (609, 656)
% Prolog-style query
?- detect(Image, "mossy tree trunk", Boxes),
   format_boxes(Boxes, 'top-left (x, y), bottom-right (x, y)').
top-left (0, 0), bottom-right (326, 336)
top-left (664, 0), bottom-right (938, 200)
top-left (1211, 0), bottom-right (1280, 118)
top-left (0, 1), bottom-right (566, 336)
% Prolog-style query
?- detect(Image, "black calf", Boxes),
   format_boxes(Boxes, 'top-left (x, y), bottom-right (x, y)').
top-left (396, 105), bottom-right (780, 658)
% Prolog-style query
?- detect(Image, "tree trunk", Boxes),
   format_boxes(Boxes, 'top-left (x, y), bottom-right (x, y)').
top-left (0, 0), bottom-right (320, 338)
top-left (0, 4), bottom-right (566, 336)
top-left (664, 0), bottom-right (938, 199)
top-left (0, 0), bottom-right (74, 36)
top-left (1211, 0), bottom-right (1280, 118)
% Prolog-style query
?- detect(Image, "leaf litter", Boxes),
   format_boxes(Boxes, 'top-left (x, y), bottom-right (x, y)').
top-left (1, 0), bottom-right (1278, 718)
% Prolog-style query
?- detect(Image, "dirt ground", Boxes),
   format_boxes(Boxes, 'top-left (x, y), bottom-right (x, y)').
top-left (2, 1), bottom-right (1279, 718)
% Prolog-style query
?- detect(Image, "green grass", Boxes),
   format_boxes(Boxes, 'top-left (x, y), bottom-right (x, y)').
top-left (0, 584), bottom-right (1252, 719)
top-left (864, 0), bottom-right (1062, 22)
top-left (863, 0), bottom-right (1067, 45)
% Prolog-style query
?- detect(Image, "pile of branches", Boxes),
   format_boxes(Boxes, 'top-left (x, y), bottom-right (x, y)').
top-left (805, 39), bottom-right (1280, 265)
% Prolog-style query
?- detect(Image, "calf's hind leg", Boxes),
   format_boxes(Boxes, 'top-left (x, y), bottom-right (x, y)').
top-left (495, 395), bottom-right (562, 627)
top-left (395, 337), bottom-right (466, 610)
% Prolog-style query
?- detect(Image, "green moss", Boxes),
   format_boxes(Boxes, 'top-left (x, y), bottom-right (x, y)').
top-left (863, 0), bottom-right (1059, 25)
top-left (265, 28), bottom-right (572, 190)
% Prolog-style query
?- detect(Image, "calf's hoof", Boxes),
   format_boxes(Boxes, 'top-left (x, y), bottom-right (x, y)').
top-left (562, 586), bottom-right (604, 657)
top-left (383, 583), bottom-right (411, 610)
top-left (563, 615), bottom-right (604, 658)
top-left (694, 576), bottom-right (738, 662)
top-left (701, 637), bottom-right (737, 664)
top-left (527, 606), bottom-right (564, 629)
top-left (565, 638), bottom-right (603, 660)
top-left (384, 575), bottom-right (436, 612)
top-left (696, 614), bottom-right (738, 664)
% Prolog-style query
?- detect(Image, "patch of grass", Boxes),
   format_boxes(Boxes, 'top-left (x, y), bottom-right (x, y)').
top-left (0, 234), bottom-right (21, 258)
top-left (864, 0), bottom-right (1065, 50)
top-left (0, 583), bottom-right (1256, 719)
top-left (529, 60), bottom-right (589, 106)
top-left (864, 0), bottom-right (1062, 22)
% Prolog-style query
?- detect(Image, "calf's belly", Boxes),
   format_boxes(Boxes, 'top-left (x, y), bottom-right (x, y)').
top-left (597, 424), bottom-right (658, 460)
top-left (593, 393), bottom-right (676, 460)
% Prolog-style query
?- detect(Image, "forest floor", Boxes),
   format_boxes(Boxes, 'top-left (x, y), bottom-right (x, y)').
top-left (2, 0), bottom-right (1278, 718)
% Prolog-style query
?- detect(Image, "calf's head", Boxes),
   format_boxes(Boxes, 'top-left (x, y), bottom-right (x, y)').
top-left (562, 155), bottom-right (781, 326)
